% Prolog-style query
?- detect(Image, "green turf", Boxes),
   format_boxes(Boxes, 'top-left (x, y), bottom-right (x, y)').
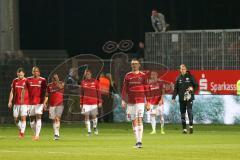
top-left (0, 123), bottom-right (240, 160)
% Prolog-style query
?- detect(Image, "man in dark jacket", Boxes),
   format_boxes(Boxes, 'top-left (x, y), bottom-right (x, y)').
top-left (172, 64), bottom-right (198, 134)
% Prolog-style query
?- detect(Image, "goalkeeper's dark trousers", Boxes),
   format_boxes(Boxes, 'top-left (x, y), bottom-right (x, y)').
top-left (179, 100), bottom-right (193, 130)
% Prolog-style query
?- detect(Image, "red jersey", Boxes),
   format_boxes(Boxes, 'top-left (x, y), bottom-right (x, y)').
top-left (148, 80), bottom-right (165, 105)
top-left (47, 82), bottom-right (64, 106)
top-left (26, 76), bottom-right (47, 105)
top-left (11, 78), bottom-right (29, 105)
top-left (80, 78), bottom-right (101, 105)
top-left (121, 71), bottom-right (148, 104)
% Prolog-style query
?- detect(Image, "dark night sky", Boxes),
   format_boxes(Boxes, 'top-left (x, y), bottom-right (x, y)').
top-left (19, 0), bottom-right (240, 57)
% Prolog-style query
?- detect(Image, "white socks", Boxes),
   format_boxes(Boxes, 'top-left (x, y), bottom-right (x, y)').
top-left (85, 118), bottom-right (97, 133)
top-left (133, 124), bottom-right (143, 143)
top-left (133, 126), bottom-right (139, 142)
top-left (85, 120), bottom-right (91, 132)
top-left (92, 118), bottom-right (98, 128)
top-left (138, 124), bottom-right (143, 143)
top-left (53, 122), bottom-right (60, 136)
top-left (17, 121), bottom-right (21, 130)
top-left (151, 116), bottom-right (156, 131)
top-left (160, 116), bottom-right (164, 129)
top-left (21, 121), bottom-right (26, 134)
top-left (146, 111), bottom-right (151, 123)
top-left (30, 121), bottom-right (36, 135)
top-left (35, 119), bottom-right (42, 137)
top-left (151, 115), bottom-right (165, 131)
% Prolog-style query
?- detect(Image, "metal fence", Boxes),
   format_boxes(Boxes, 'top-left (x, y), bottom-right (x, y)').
top-left (145, 29), bottom-right (240, 70)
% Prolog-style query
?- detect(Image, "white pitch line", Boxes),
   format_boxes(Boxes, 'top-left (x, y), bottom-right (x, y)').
top-left (0, 150), bottom-right (81, 155)
top-left (0, 150), bottom-right (134, 157)
top-left (0, 150), bottom-right (20, 153)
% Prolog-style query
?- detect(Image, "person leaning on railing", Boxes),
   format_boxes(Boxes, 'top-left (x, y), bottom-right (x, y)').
top-left (151, 9), bottom-right (169, 32)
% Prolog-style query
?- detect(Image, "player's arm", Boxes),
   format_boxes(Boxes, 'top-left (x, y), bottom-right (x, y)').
top-left (79, 81), bottom-right (83, 108)
top-left (96, 80), bottom-right (102, 108)
top-left (56, 80), bottom-right (64, 90)
top-left (21, 87), bottom-right (25, 104)
top-left (143, 75), bottom-right (151, 110)
top-left (159, 93), bottom-right (164, 105)
top-left (41, 79), bottom-right (47, 103)
top-left (159, 83), bottom-right (165, 105)
top-left (43, 89), bottom-right (49, 110)
top-left (190, 75), bottom-right (198, 92)
top-left (172, 77), bottom-right (179, 103)
top-left (8, 87), bottom-right (14, 109)
top-left (121, 76), bottom-right (128, 109)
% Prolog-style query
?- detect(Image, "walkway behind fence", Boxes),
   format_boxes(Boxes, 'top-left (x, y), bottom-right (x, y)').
top-left (145, 29), bottom-right (240, 70)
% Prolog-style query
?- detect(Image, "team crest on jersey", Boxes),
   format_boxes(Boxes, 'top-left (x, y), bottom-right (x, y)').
top-left (186, 77), bottom-right (190, 82)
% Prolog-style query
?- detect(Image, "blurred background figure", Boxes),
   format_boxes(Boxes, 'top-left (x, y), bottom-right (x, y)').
top-left (105, 73), bottom-right (116, 122)
top-left (99, 72), bottom-right (115, 122)
top-left (151, 9), bottom-right (169, 32)
top-left (136, 42), bottom-right (145, 62)
top-left (64, 68), bottom-right (80, 121)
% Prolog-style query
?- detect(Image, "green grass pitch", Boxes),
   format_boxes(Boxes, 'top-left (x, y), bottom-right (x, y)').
top-left (0, 123), bottom-right (240, 160)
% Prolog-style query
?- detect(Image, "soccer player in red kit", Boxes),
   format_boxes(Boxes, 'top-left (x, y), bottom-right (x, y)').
top-left (121, 59), bottom-right (149, 148)
top-left (147, 71), bottom-right (165, 134)
top-left (8, 68), bottom-right (29, 138)
top-left (80, 70), bottom-right (102, 136)
top-left (26, 66), bottom-right (47, 140)
top-left (43, 73), bottom-right (64, 140)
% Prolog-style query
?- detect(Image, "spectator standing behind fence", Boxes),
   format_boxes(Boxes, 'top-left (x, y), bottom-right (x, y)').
top-left (151, 9), bottom-right (168, 32)
top-left (136, 42), bottom-right (145, 62)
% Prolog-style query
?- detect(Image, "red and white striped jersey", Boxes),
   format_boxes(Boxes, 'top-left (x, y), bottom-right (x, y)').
top-left (11, 78), bottom-right (29, 105)
top-left (26, 76), bottom-right (47, 105)
top-left (80, 78), bottom-right (102, 105)
top-left (122, 71), bottom-right (149, 104)
top-left (47, 81), bottom-right (64, 106)
top-left (148, 80), bottom-right (165, 105)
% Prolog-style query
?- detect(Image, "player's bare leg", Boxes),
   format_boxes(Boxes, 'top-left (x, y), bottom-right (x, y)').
top-left (159, 107), bottom-right (165, 134)
top-left (92, 115), bottom-right (98, 135)
top-left (150, 114), bottom-right (157, 134)
top-left (132, 119), bottom-right (139, 148)
top-left (132, 118), bottom-right (143, 149)
top-left (13, 116), bottom-right (21, 137)
top-left (30, 116), bottom-right (36, 136)
top-left (137, 117), bottom-right (143, 148)
top-left (33, 114), bottom-right (42, 140)
top-left (14, 117), bottom-right (21, 130)
top-left (19, 116), bottom-right (26, 138)
top-left (85, 115), bottom-right (91, 136)
top-left (53, 117), bottom-right (61, 140)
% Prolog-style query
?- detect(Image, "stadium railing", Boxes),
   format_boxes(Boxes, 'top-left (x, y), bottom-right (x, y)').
top-left (145, 29), bottom-right (240, 70)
